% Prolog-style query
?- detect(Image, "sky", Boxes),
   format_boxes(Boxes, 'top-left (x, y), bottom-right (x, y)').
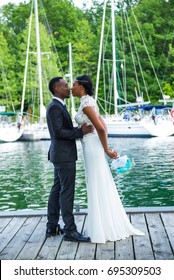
top-left (0, 0), bottom-right (93, 9)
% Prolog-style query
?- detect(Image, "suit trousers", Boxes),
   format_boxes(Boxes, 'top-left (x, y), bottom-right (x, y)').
top-left (47, 161), bottom-right (77, 234)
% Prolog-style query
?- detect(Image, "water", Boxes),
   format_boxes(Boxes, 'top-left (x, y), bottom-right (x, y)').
top-left (0, 137), bottom-right (173, 211)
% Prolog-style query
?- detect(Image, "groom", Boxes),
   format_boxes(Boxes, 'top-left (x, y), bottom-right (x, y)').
top-left (46, 76), bottom-right (92, 242)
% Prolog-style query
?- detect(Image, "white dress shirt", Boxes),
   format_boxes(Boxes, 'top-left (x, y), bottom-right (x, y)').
top-left (53, 96), bottom-right (66, 106)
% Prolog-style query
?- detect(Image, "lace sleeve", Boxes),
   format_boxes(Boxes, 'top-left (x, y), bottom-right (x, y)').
top-left (81, 96), bottom-right (98, 113)
top-left (75, 96), bottom-right (99, 126)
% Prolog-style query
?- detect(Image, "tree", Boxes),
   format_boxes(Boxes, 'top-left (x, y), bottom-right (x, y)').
top-left (1, 0), bottom-right (174, 114)
top-left (0, 31), bottom-right (18, 111)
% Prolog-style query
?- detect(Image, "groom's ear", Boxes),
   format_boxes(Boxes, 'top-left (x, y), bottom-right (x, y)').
top-left (54, 83), bottom-right (59, 93)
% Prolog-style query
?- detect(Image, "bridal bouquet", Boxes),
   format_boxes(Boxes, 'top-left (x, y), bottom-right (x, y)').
top-left (111, 155), bottom-right (134, 174)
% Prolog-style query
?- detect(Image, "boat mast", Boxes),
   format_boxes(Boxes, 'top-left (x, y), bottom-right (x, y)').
top-left (34, 0), bottom-right (44, 123)
top-left (111, 0), bottom-right (118, 115)
top-left (95, 0), bottom-right (107, 102)
top-left (20, 1), bottom-right (33, 120)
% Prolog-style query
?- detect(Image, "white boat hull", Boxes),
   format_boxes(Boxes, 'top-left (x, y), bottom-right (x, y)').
top-left (141, 119), bottom-right (174, 137)
top-left (19, 123), bottom-right (50, 141)
top-left (105, 119), bottom-right (152, 137)
top-left (39, 124), bottom-right (50, 140)
top-left (0, 126), bottom-right (24, 142)
top-left (105, 118), bottom-right (174, 137)
top-left (19, 124), bottom-right (41, 141)
top-left (20, 130), bottom-right (41, 141)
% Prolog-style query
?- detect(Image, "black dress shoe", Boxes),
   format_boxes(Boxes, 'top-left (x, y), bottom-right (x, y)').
top-left (46, 227), bottom-right (57, 237)
top-left (63, 231), bottom-right (91, 242)
top-left (46, 225), bottom-right (64, 237)
top-left (57, 224), bottom-right (64, 235)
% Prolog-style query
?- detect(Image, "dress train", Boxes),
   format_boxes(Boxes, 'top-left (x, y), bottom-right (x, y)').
top-left (81, 133), bottom-right (144, 243)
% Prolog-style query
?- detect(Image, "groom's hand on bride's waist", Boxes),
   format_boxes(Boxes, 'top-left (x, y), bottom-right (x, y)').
top-left (81, 123), bottom-right (94, 135)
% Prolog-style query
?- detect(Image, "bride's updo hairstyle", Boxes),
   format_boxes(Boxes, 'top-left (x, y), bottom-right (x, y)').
top-left (75, 74), bottom-right (94, 96)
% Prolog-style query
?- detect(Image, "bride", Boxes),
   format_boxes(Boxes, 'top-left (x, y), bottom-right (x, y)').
top-left (72, 74), bottom-right (144, 243)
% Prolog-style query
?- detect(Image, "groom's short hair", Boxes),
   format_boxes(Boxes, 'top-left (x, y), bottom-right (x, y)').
top-left (49, 77), bottom-right (63, 95)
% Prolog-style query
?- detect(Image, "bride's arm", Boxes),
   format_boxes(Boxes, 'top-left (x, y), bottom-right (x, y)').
top-left (82, 106), bottom-right (118, 158)
top-left (99, 115), bottom-right (108, 134)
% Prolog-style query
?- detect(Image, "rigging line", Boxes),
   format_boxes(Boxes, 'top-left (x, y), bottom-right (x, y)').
top-left (161, 30), bottom-right (174, 84)
top-left (125, 10), bottom-right (150, 102)
top-left (115, 21), bottom-right (125, 100)
top-left (103, 16), bottom-right (111, 113)
top-left (102, 51), bottom-right (107, 112)
top-left (109, 62), bottom-right (113, 114)
top-left (117, 66), bottom-right (124, 98)
top-left (109, 76), bottom-right (112, 114)
top-left (120, 10), bottom-right (127, 102)
top-left (130, 3), bottom-right (164, 98)
top-left (39, 25), bottom-right (62, 81)
top-left (39, 0), bottom-right (64, 76)
top-left (22, 111), bottom-right (40, 119)
top-left (42, 67), bottom-right (50, 101)
top-left (111, 19), bottom-right (125, 101)
top-left (98, 96), bottom-right (129, 106)
top-left (97, 98), bottom-right (108, 115)
top-left (123, 10), bottom-right (140, 98)
top-left (103, 17), bottom-right (111, 57)
top-left (95, 0), bottom-right (107, 101)
top-left (106, 60), bottom-right (109, 107)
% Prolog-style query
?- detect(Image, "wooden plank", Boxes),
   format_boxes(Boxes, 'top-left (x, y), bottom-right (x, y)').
top-left (114, 214), bottom-right (134, 260)
top-left (115, 237), bottom-right (134, 260)
top-left (16, 216), bottom-right (47, 260)
top-left (0, 217), bottom-right (26, 253)
top-left (75, 242), bottom-right (96, 260)
top-left (37, 235), bottom-right (63, 260)
top-left (75, 215), bottom-right (96, 260)
top-left (57, 239), bottom-right (78, 260)
top-left (0, 217), bottom-right (12, 233)
top-left (36, 218), bottom-right (64, 260)
top-left (0, 217), bottom-right (41, 260)
top-left (56, 215), bottom-right (85, 260)
top-left (0, 211), bottom-right (173, 260)
top-left (96, 242), bottom-right (114, 260)
top-left (125, 206), bottom-right (174, 213)
top-left (161, 213), bottom-right (174, 254)
top-left (131, 213), bottom-right (154, 260)
top-left (0, 210), bottom-right (47, 217)
top-left (146, 213), bottom-right (173, 260)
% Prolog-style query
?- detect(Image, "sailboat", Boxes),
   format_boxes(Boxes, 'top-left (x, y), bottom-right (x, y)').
top-left (0, 110), bottom-right (24, 143)
top-left (0, 56), bottom-right (24, 142)
top-left (95, 0), bottom-right (174, 137)
top-left (19, 0), bottom-right (76, 141)
top-left (19, 0), bottom-right (44, 141)
top-left (19, 0), bottom-right (60, 141)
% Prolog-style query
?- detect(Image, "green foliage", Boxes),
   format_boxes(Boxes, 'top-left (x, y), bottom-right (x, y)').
top-left (0, 0), bottom-right (174, 116)
top-left (0, 30), bottom-right (18, 111)
top-left (163, 83), bottom-right (174, 99)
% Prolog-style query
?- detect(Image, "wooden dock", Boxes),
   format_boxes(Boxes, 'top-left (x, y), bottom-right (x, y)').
top-left (0, 207), bottom-right (174, 260)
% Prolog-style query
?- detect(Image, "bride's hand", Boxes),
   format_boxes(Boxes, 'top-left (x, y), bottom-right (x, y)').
top-left (106, 148), bottom-right (119, 159)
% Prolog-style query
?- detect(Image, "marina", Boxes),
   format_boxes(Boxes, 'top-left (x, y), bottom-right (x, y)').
top-left (0, 136), bottom-right (173, 260)
top-left (0, 137), bottom-right (173, 211)
top-left (0, 0), bottom-right (174, 264)
top-left (0, 207), bottom-right (174, 260)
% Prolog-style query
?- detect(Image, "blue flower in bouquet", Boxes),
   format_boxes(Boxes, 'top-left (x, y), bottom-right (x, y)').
top-left (111, 155), bottom-right (134, 174)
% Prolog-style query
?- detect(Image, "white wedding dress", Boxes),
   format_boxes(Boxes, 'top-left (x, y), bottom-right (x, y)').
top-left (75, 95), bottom-right (144, 243)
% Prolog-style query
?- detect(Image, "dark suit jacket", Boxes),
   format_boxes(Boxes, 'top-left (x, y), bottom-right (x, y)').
top-left (46, 98), bottom-right (83, 163)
